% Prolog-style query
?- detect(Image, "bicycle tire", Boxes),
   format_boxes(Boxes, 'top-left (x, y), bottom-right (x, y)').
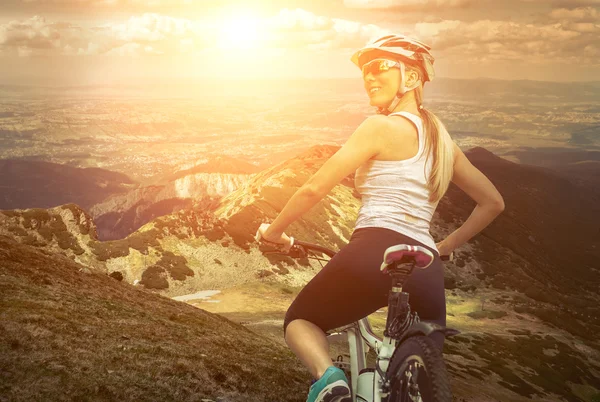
top-left (384, 336), bottom-right (452, 402)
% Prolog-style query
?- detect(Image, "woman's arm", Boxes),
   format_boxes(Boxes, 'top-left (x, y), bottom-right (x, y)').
top-left (263, 115), bottom-right (391, 239)
top-left (438, 142), bottom-right (505, 252)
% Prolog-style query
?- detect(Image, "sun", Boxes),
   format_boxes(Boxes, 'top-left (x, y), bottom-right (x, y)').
top-left (217, 13), bottom-right (263, 50)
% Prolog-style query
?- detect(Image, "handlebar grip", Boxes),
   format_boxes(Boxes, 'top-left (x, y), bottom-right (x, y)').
top-left (254, 228), bottom-right (294, 252)
top-left (440, 251), bottom-right (454, 262)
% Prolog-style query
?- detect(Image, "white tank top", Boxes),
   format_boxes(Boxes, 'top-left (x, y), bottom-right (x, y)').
top-left (354, 111), bottom-right (439, 251)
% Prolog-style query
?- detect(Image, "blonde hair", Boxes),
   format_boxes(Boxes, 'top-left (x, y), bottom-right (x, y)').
top-left (407, 64), bottom-right (455, 203)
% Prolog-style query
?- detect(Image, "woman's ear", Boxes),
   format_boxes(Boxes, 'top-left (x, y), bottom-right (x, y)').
top-left (405, 70), bottom-right (419, 87)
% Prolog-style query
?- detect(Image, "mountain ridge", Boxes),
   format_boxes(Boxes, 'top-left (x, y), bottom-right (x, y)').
top-left (1, 145), bottom-right (599, 401)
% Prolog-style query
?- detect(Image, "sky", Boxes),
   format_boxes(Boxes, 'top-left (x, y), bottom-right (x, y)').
top-left (0, 0), bottom-right (599, 85)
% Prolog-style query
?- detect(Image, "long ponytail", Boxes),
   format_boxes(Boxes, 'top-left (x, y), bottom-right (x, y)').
top-left (410, 66), bottom-right (455, 203)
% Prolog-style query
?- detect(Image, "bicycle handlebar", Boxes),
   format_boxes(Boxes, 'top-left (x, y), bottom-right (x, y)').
top-left (256, 237), bottom-right (453, 261)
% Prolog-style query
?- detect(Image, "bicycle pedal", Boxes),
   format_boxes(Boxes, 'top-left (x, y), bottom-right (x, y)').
top-left (332, 360), bottom-right (351, 371)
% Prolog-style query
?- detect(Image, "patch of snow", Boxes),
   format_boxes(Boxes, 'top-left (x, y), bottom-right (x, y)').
top-left (172, 290), bottom-right (221, 302)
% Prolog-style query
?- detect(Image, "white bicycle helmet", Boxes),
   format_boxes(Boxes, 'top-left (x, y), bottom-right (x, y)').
top-left (351, 34), bottom-right (435, 114)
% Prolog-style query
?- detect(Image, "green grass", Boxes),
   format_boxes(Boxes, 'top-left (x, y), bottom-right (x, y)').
top-left (467, 310), bottom-right (508, 319)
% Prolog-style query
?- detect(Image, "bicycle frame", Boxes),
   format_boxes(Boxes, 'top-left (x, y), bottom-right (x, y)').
top-left (328, 315), bottom-right (396, 402)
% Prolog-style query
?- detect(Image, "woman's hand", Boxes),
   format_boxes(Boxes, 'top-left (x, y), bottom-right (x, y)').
top-left (255, 223), bottom-right (293, 252)
top-left (436, 239), bottom-right (455, 259)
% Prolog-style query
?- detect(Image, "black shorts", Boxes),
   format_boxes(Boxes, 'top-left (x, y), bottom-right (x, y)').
top-left (283, 227), bottom-right (447, 350)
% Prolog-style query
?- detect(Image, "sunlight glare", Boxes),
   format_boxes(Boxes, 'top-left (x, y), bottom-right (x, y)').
top-left (217, 13), bottom-right (263, 50)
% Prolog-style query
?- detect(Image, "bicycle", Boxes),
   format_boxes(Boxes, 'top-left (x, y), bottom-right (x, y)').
top-left (256, 235), bottom-right (459, 402)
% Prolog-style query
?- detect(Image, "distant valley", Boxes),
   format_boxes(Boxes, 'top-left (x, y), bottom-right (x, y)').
top-left (0, 78), bottom-right (598, 186)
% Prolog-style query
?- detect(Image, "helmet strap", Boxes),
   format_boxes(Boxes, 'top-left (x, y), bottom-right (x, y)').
top-left (383, 61), bottom-right (422, 114)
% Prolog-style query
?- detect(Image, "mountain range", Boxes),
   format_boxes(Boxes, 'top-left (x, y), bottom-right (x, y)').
top-left (1, 145), bottom-right (599, 401)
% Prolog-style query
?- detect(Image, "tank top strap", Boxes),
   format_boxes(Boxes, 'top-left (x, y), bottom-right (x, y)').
top-left (388, 111), bottom-right (425, 157)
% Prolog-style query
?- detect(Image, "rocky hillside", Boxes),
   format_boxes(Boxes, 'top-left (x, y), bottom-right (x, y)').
top-left (0, 156), bottom-right (260, 242)
top-left (0, 235), bottom-right (311, 402)
top-left (439, 147), bottom-right (600, 298)
top-left (90, 172), bottom-right (250, 241)
top-left (214, 144), bottom-right (358, 251)
top-left (1, 144), bottom-right (599, 401)
top-left (89, 156), bottom-right (262, 240)
top-left (0, 145), bottom-right (355, 295)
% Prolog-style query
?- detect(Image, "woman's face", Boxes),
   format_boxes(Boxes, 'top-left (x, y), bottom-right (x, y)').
top-left (360, 50), bottom-right (417, 108)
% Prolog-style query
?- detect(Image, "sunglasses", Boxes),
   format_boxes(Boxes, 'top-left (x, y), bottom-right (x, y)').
top-left (361, 58), bottom-right (401, 78)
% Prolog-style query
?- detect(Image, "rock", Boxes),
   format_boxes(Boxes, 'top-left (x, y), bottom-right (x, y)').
top-left (444, 276), bottom-right (457, 290)
top-left (109, 271), bottom-right (124, 281)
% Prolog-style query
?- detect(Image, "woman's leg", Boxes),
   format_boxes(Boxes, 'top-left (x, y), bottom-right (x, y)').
top-left (282, 228), bottom-right (392, 379)
top-left (282, 227), bottom-right (447, 376)
top-left (284, 319), bottom-right (332, 379)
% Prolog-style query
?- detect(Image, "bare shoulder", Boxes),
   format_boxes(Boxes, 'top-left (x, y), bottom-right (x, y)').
top-left (357, 114), bottom-right (413, 138)
top-left (359, 114), bottom-right (392, 130)
top-left (350, 115), bottom-right (393, 146)
top-left (352, 114), bottom-right (417, 159)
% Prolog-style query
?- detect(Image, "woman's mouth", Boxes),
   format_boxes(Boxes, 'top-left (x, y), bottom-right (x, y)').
top-left (369, 87), bottom-right (381, 95)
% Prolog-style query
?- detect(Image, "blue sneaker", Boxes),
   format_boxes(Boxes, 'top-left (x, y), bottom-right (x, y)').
top-left (306, 366), bottom-right (351, 402)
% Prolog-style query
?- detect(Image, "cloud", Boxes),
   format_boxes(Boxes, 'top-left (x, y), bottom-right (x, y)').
top-left (63, 41), bottom-right (100, 55)
top-left (0, 15), bottom-right (93, 57)
top-left (521, 0), bottom-right (599, 2)
top-left (0, 16), bottom-right (63, 49)
top-left (269, 8), bottom-right (335, 32)
top-left (413, 18), bottom-right (598, 65)
top-left (266, 8), bottom-right (388, 50)
top-left (1, 9), bottom-right (597, 68)
top-left (583, 44), bottom-right (599, 57)
top-left (105, 42), bottom-right (162, 56)
top-left (17, 46), bottom-right (33, 57)
top-left (553, 0), bottom-right (600, 6)
top-left (343, 0), bottom-right (474, 11)
top-left (98, 13), bottom-right (214, 55)
top-left (544, 7), bottom-right (600, 36)
top-left (108, 13), bottom-right (197, 42)
top-left (549, 6), bottom-right (600, 22)
top-left (0, 13), bottom-right (206, 57)
top-left (18, 0), bottom-right (193, 6)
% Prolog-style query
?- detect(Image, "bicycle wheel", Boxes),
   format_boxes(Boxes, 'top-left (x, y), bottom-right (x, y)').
top-left (384, 336), bottom-right (452, 402)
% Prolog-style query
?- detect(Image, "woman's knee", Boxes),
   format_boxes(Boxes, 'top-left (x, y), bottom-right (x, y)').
top-left (283, 313), bottom-right (294, 336)
top-left (283, 312), bottom-right (325, 338)
top-left (283, 308), bottom-right (304, 336)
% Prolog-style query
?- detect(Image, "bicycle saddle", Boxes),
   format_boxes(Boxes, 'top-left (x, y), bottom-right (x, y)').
top-left (380, 244), bottom-right (434, 272)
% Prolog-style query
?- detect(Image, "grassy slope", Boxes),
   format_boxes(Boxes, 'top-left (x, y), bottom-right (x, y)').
top-left (0, 235), bottom-right (311, 402)
top-left (196, 284), bottom-right (600, 402)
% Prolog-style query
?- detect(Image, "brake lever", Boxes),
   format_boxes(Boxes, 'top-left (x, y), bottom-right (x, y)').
top-left (287, 244), bottom-right (308, 258)
top-left (254, 229), bottom-right (295, 254)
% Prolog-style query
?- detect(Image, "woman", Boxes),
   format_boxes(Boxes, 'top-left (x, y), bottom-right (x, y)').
top-left (255, 34), bottom-right (505, 402)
